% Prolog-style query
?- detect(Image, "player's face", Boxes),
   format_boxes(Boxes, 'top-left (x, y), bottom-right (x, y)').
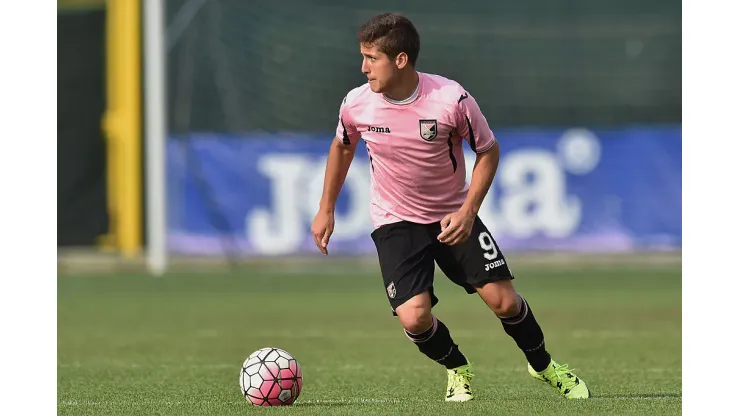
top-left (360, 43), bottom-right (398, 93)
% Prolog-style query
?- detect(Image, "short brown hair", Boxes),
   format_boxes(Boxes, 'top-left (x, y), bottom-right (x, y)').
top-left (357, 13), bottom-right (420, 66)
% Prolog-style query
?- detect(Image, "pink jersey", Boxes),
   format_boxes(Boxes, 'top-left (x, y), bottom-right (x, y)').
top-left (335, 72), bottom-right (497, 229)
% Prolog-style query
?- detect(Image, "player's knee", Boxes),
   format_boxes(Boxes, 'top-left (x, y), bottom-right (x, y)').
top-left (491, 296), bottom-right (520, 318)
top-left (477, 282), bottom-right (519, 317)
top-left (396, 295), bottom-right (433, 334)
top-left (399, 310), bottom-right (433, 334)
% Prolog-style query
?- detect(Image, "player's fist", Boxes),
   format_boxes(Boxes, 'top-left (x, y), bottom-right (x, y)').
top-left (438, 210), bottom-right (476, 245)
top-left (311, 209), bottom-right (335, 255)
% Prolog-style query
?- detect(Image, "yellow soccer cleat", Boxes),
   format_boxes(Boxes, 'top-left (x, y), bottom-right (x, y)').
top-left (445, 363), bottom-right (474, 402)
top-left (528, 360), bottom-right (591, 399)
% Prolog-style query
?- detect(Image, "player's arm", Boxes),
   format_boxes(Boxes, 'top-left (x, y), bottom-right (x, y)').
top-left (312, 98), bottom-right (362, 255)
top-left (312, 139), bottom-right (358, 255)
top-left (461, 141), bottom-right (499, 216)
top-left (439, 91), bottom-right (499, 245)
top-left (318, 138), bottom-right (359, 214)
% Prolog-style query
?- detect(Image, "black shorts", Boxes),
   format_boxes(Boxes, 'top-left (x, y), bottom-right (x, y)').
top-left (370, 216), bottom-right (514, 315)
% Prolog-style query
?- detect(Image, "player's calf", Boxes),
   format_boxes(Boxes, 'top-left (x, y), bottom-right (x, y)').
top-left (396, 293), bottom-right (468, 370)
top-left (397, 293), bottom-right (473, 401)
top-left (477, 282), bottom-right (551, 372)
top-left (402, 313), bottom-right (474, 402)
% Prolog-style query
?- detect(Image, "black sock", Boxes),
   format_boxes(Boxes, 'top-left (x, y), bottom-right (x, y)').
top-left (405, 315), bottom-right (468, 369)
top-left (499, 294), bottom-right (551, 372)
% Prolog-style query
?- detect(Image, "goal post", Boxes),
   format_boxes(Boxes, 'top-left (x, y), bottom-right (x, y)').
top-left (143, 0), bottom-right (168, 275)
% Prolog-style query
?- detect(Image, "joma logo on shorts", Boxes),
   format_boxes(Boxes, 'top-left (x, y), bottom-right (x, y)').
top-left (368, 126), bottom-right (391, 133)
top-left (484, 260), bottom-right (506, 271)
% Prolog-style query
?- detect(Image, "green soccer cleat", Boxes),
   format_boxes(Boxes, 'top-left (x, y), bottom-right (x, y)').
top-left (528, 360), bottom-right (591, 399)
top-left (445, 363), bottom-right (474, 402)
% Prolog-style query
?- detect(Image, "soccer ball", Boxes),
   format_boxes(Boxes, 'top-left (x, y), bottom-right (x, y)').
top-left (239, 347), bottom-right (303, 406)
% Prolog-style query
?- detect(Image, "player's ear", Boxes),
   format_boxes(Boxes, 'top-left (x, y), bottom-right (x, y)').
top-left (395, 52), bottom-right (409, 69)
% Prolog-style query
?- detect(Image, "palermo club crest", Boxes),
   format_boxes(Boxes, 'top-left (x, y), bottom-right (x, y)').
top-left (419, 119), bottom-right (438, 141)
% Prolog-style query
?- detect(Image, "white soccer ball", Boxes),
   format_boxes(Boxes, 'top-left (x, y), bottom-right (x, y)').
top-left (239, 347), bottom-right (303, 406)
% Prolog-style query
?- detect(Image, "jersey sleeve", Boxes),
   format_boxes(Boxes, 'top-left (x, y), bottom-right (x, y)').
top-left (334, 96), bottom-right (362, 145)
top-left (454, 90), bottom-right (496, 153)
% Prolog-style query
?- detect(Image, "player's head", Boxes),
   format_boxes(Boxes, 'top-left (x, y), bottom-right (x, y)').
top-left (357, 13), bottom-right (420, 93)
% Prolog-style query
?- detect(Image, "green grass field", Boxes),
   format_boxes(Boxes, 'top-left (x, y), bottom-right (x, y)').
top-left (58, 263), bottom-right (681, 415)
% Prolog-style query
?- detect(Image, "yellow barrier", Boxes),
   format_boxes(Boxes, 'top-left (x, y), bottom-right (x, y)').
top-left (100, 0), bottom-right (142, 257)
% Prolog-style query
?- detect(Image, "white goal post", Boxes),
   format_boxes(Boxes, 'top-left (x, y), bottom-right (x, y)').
top-left (143, 0), bottom-right (167, 275)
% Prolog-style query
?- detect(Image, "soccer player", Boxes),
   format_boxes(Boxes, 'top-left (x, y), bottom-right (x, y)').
top-left (311, 12), bottom-right (590, 402)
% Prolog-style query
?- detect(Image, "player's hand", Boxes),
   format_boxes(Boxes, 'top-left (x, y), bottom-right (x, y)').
top-left (311, 209), bottom-right (335, 255)
top-left (438, 209), bottom-right (476, 245)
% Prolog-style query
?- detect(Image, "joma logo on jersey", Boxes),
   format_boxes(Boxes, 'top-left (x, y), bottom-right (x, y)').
top-left (368, 126), bottom-right (391, 133)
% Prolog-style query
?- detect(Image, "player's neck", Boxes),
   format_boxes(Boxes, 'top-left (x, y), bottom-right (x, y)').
top-left (383, 71), bottom-right (420, 102)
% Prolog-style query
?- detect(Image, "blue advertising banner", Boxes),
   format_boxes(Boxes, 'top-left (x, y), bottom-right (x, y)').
top-left (167, 126), bottom-right (681, 256)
